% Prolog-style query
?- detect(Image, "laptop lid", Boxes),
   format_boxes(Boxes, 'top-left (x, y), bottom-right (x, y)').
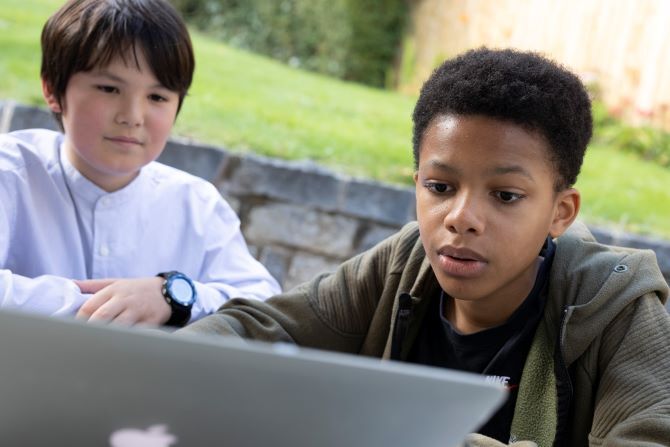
top-left (0, 309), bottom-right (506, 446)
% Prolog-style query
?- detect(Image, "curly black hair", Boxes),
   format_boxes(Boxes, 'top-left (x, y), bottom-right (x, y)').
top-left (412, 47), bottom-right (592, 190)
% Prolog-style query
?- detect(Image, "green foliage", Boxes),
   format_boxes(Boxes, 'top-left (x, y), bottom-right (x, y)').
top-left (1, 0), bottom-right (669, 238)
top-left (591, 100), bottom-right (616, 128)
top-left (173, 0), bottom-right (350, 78)
top-left (577, 141), bottom-right (670, 238)
top-left (592, 101), bottom-right (670, 168)
top-left (171, 0), bottom-right (408, 87)
top-left (342, 0), bottom-right (408, 87)
top-left (0, 0), bottom-right (61, 105)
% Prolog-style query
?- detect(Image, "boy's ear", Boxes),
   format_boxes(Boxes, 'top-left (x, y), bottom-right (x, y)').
top-left (41, 79), bottom-right (62, 113)
top-left (549, 188), bottom-right (580, 238)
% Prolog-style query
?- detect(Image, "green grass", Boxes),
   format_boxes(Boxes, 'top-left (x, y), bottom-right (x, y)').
top-left (178, 36), bottom-right (415, 183)
top-left (577, 142), bottom-right (670, 238)
top-left (1, 0), bottom-right (669, 239)
top-left (0, 0), bottom-right (55, 106)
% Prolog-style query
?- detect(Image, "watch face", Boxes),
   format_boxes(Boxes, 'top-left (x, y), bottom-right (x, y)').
top-left (169, 277), bottom-right (195, 306)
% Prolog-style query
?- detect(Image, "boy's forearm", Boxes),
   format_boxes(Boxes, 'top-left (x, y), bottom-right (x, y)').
top-left (179, 226), bottom-right (404, 350)
top-left (177, 276), bottom-right (368, 355)
top-left (177, 280), bottom-right (309, 340)
top-left (189, 275), bottom-right (281, 322)
top-left (176, 292), bottom-right (311, 345)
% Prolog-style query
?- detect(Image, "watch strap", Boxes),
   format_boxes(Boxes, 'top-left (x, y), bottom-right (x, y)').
top-left (165, 304), bottom-right (191, 327)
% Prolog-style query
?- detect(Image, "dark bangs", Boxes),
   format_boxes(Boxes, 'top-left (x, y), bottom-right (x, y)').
top-left (42, 0), bottom-right (194, 110)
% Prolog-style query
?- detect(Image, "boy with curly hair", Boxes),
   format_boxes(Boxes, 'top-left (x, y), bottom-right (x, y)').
top-left (180, 48), bottom-right (670, 446)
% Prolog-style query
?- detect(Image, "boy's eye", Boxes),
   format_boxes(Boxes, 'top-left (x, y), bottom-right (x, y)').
top-left (424, 182), bottom-right (451, 194)
top-left (96, 85), bottom-right (119, 94)
top-left (494, 191), bottom-right (524, 203)
top-left (149, 94), bottom-right (168, 102)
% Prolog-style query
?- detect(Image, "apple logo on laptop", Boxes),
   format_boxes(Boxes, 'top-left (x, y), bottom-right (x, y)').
top-left (109, 424), bottom-right (177, 447)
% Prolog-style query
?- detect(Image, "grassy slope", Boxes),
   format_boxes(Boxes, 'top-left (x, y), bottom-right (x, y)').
top-left (1, 0), bottom-right (669, 239)
top-left (178, 35), bottom-right (415, 183)
top-left (579, 143), bottom-right (670, 237)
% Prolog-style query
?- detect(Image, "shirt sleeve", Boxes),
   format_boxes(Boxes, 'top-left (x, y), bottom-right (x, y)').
top-left (0, 271), bottom-right (89, 316)
top-left (0, 191), bottom-right (89, 315)
top-left (186, 185), bottom-right (281, 322)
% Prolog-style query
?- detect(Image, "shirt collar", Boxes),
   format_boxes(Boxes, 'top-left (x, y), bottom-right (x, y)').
top-left (59, 144), bottom-right (146, 207)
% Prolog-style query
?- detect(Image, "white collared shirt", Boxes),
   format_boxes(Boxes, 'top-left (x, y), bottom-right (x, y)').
top-left (0, 129), bottom-right (280, 322)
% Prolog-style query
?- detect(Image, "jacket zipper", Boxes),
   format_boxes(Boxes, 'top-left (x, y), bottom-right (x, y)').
top-left (553, 306), bottom-right (574, 447)
top-left (390, 293), bottom-right (413, 361)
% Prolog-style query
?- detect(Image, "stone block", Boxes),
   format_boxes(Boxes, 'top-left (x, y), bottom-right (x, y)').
top-left (158, 139), bottom-right (229, 183)
top-left (357, 224), bottom-right (401, 253)
top-left (220, 193), bottom-right (242, 216)
top-left (257, 245), bottom-right (293, 287)
top-left (246, 244), bottom-right (261, 259)
top-left (7, 104), bottom-right (59, 132)
top-left (0, 101), bottom-right (7, 133)
top-left (341, 179), bottom-right (415, 226)
top-left (284, 252), bottom-right (341, 292)
top-left (226, 155), bottom-right (340, 211)
top-left (245, 203), bottom-right (358, 258)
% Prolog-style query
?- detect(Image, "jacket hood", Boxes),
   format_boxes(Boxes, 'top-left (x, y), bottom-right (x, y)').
top-left (546, 221), bottom-right (669, 366)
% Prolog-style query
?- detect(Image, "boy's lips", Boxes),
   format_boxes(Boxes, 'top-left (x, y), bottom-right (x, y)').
top-left (436, 245), bottom-right (488, 277)
top-left (106, 135), bottom-right (142, 145)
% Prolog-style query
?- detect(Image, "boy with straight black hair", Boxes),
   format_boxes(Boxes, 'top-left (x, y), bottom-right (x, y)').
top-left (0, 0), bottom-right (280, 326)
top-left (179, 48), bottom-right (670, 446)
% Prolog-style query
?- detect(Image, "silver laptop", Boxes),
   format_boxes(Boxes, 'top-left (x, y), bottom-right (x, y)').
top-left (0, 308), bottom-right (506, 446)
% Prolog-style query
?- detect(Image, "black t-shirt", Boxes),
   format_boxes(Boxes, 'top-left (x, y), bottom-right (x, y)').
top-left (407, 237), bottom-right (555, 443)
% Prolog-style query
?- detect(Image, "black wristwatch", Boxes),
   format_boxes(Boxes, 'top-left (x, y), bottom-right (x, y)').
top-left (157, 271), bottom-right (197, 327)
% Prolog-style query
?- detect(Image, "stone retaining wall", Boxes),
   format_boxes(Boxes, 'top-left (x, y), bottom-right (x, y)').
top-left (2, 101), bottom-right (669, 308)
top-left (160, 139), bottom-right (415, 290)
top-left (161, 139), bottom-right (670, 295)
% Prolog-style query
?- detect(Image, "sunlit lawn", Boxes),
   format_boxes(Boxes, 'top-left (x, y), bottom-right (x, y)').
top-left (1, 0), bottom-right (669, 239)
top-left (577, 142), bottom-right (670, 238)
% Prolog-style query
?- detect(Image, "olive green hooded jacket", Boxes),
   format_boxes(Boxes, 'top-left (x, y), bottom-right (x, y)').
top-left (180, 221), bottom-right (670, 446)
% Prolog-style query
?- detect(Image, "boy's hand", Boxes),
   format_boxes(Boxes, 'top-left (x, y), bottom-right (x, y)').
top-left (75, 277), bottom-right (171, 326)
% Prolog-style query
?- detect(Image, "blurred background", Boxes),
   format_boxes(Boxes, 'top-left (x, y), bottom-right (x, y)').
top-left (1, 0), bottom-right (669, 240)
top-left (177, 0), bottom-right (670, 132)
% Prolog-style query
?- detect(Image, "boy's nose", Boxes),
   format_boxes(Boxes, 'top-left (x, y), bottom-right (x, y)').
top-left (115, 98), bottom-right (144, 127)
top-left (443, 194), bottom-right (485, 235)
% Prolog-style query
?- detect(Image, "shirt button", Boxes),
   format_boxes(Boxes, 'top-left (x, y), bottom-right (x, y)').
top-left (99, 245), bottom-right (110, 257)
top-left (100, 197), bottom-right (109, 206)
